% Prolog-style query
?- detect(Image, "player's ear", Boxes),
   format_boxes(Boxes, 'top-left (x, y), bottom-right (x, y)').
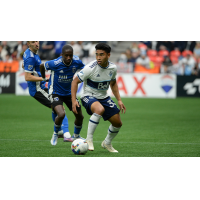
top-left (107, 53), bottom-right (111, 58)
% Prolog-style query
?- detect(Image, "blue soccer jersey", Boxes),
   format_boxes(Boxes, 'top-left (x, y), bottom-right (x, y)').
top-left (23, 48), bottom-right (46, 97)
top-left (44, 56), bottom-right (85, 96)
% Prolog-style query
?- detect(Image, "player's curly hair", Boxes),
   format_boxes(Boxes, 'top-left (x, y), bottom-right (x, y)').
top-left (95, 43), bottom-right (111, 53)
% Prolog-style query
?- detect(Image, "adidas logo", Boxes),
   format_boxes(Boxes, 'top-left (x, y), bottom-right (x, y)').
top-left (97, 74), bottom-right (100, 77)
top-left (59, 70), bottom-right (64, 73)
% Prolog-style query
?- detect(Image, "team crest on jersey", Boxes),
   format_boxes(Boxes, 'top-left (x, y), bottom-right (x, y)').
top-left (28, 65), bottom-right (33, 70)
top-left (109, 71), bottom-right (113, 77)
top-left (72, 66), bottom-right (76, 73)
top-left (54, 97), bottom-right (59, 101)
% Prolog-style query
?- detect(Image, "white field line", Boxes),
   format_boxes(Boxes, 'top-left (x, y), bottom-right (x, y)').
top-left (0, 139), bottom-right (199, 145)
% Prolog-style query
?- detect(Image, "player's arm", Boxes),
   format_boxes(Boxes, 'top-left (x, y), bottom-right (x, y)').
top-left (25, 72), bottom-right (43, 82)
top-left (24, 57), bottom-right (44, 82)
top-left (110, 80), bottom-right (126, 114)
top-left (71, 76), bottom-right (82, 114)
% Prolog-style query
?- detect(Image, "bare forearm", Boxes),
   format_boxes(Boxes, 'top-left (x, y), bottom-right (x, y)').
top-left (25, 74), bottom-right (43, 82)
top-left (71, 80), bottom-right (78, 102)
top-left (111, 83), bottom-right (121, 101)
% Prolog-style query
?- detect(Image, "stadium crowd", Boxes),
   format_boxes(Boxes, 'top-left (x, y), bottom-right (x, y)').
top-left (0, 41), bottom-right (199, 76)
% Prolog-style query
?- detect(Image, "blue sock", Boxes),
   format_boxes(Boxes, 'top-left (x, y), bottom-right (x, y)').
top-left (52, 111), bottom-right (62, 132)
top-left (54, 123), bottom-right (61, 133)
top-left (62, 115), bottom-right (69, 133)
top-left (74, 124), bottom-right (82, 136)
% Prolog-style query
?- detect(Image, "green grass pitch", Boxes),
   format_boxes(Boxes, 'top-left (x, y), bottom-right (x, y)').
top-left (0, 95), bottom-right (199, 157)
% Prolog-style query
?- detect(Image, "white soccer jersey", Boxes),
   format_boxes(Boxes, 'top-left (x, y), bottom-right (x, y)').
top-left (77, 60), bottom-right (117, 99)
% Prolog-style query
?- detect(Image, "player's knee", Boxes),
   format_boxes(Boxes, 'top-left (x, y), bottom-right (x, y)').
top-left (57, 111), bottom-right (65, 119)
top-left (95, 107), bottom-right (105, 116)
top-left (116, 121), bottom-right (123, 128)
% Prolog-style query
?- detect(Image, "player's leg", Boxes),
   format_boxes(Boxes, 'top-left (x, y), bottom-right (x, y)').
top-left (50, 95), bottom-right (66, 145)
top-left (65, 96), bottom-right (84, 141)
top-left (101, 113), bottom-right (122, 153)
top-left (81, 96), bottom-right (105, 151)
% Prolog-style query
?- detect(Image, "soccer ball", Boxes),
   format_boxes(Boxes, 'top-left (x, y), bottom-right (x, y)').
top-left (71, 139), bottom-right (88, 155)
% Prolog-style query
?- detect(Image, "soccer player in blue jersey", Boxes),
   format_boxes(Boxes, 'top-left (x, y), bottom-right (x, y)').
top-left (71, 43), bottom-right (126, 152)
top-left (23, 41), bottom-right (71, 142)
top-left (40, 44), bottom-right (85, 146)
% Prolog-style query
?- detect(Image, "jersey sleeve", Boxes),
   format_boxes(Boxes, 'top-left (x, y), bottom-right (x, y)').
top-left (78, 59), bottom-right (85, 70)
top-left (44, 60), bottom-right (57, 71)
top-left (111, 68), bottom-right (117, 81)
top-left (77, 65), bottom-right (91, 82)
top-left (24, 57), bottom-right (35, 73)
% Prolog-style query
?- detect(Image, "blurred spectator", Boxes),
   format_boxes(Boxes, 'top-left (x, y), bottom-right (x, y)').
top-left (22, 43), bottom-right (28, 52)
top-left (136, 50), bottom-right (150, 68)
top-left (54, 41), bottom-right (66, 58)
top-left (39, 41), bottom-right (55, 60)
top-left (82, 41), bottom-right (92, 57)
top-left (89, 41), bottom-right (98, 58)
top-left (126, 48), bottom-right (135, 63)
top-left (69, 41), bottom-right (83, 58)
top-left (117, 52), bottom-right (128, 63)
top-left (4, 54), bottom-right (12, 62)
top-left (1, 41), bottom-right (11, 55)
top-left (160, 56), bottom-right (172, 73)
top-left (131, 42), bottom-right (139, 52)
top-left (193, 42), bottom-right (200, 59)
top-left (192, 63), bottom-right (200, 76)
top-left (0, 45), bottom-right (8, 61)
top-left (186, 41), bottom-right (196, 52)
top-left (11, 50), bottom-right (18, 61)
top-left (14, 41), bottom-right (23, 58)
top-left (156, 41), bottom-right (173, 52)
top-left (180, 53), bottom-right (196, 75)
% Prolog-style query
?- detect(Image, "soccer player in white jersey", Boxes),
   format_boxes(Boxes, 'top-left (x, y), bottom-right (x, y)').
top-left (71, 43), bottom-right (126, 152)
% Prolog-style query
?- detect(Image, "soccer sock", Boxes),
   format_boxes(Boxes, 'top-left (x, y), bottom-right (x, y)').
top-left (74, 124), bottom-right (82, 137)
top-left (86, 113), bottom-right (102, 140)
top-left (54, 123), bottom-right (61, 134)
top-left (62, 115), bottom-right (69, 133)
top-left (104, 125), bottom-right (121, 145)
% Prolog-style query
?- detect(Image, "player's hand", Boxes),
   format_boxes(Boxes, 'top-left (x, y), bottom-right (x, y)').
top-left (118, 100), bottom-right (126, 114)
top-left (72, 100), bottom-right (79, 114)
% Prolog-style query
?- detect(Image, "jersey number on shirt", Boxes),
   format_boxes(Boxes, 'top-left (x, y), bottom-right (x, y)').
top-left (107, 100), bottom-right (116, 108)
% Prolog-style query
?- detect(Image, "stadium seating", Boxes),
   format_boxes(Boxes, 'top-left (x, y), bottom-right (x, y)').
top-left (170, 50), bottom-right (181, 57)
top-left (182, 50), bottom-right (193, 57)
top-left (158, 50), bottom-right (169, 57)
top-left (147, 50), bottom-right (157, 57)
top-left (170, 56), bottom-right (179, 64)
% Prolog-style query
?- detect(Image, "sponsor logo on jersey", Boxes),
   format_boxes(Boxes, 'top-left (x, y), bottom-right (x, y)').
top-left (96, 74), bottom-right (100, 77)
top-left (59, 75), bottom-right (67, 79)
top-left (72, 66), bottom-right (76, 73)
top-left (160, 75), bottom-right (174, 93)
top-left (59, 70), bottom-right (64, 73)
top-left (98, 82), bottom-right (109, 90)
top-left (28, 65), bottom-right (33, 70)
top-left (54, 97), bottom-right (59, 101)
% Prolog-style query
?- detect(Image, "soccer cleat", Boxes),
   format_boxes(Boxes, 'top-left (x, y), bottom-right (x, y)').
top-left (63, 137), bottom-right (73, 142)
top-left (101, 140), bottom-right (118, 153)
top-left (86, 139), bottom-right (94, 151)
top-left (71, 135), bottom-right (85, 141)
top-left (50, 132), bottom-right (58, 146)
top-left (58, 130), bottom-right (64, 138)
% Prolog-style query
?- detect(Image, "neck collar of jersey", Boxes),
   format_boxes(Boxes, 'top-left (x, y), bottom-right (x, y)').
top-left (29, 48), bottom-right (38, 55)
top-left (62, 57), bottom-right (72, 67)
top-left (97, 61), bottom-right (110, 69)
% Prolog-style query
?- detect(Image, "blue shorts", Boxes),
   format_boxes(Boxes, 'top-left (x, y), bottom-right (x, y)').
top-left (81, 96), bottom-right (120, 121)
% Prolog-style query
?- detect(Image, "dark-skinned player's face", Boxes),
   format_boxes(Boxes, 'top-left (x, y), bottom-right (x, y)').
top-left (62, 49), bottom-right (73, 65)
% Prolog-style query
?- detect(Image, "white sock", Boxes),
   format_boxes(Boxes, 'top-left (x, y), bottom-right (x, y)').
top-left (105, 125), bottom-right (121, 145)
top-left (86, 113), bottom-right (102, 140)
top-left (64, 132), bottom-right (71, 138)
